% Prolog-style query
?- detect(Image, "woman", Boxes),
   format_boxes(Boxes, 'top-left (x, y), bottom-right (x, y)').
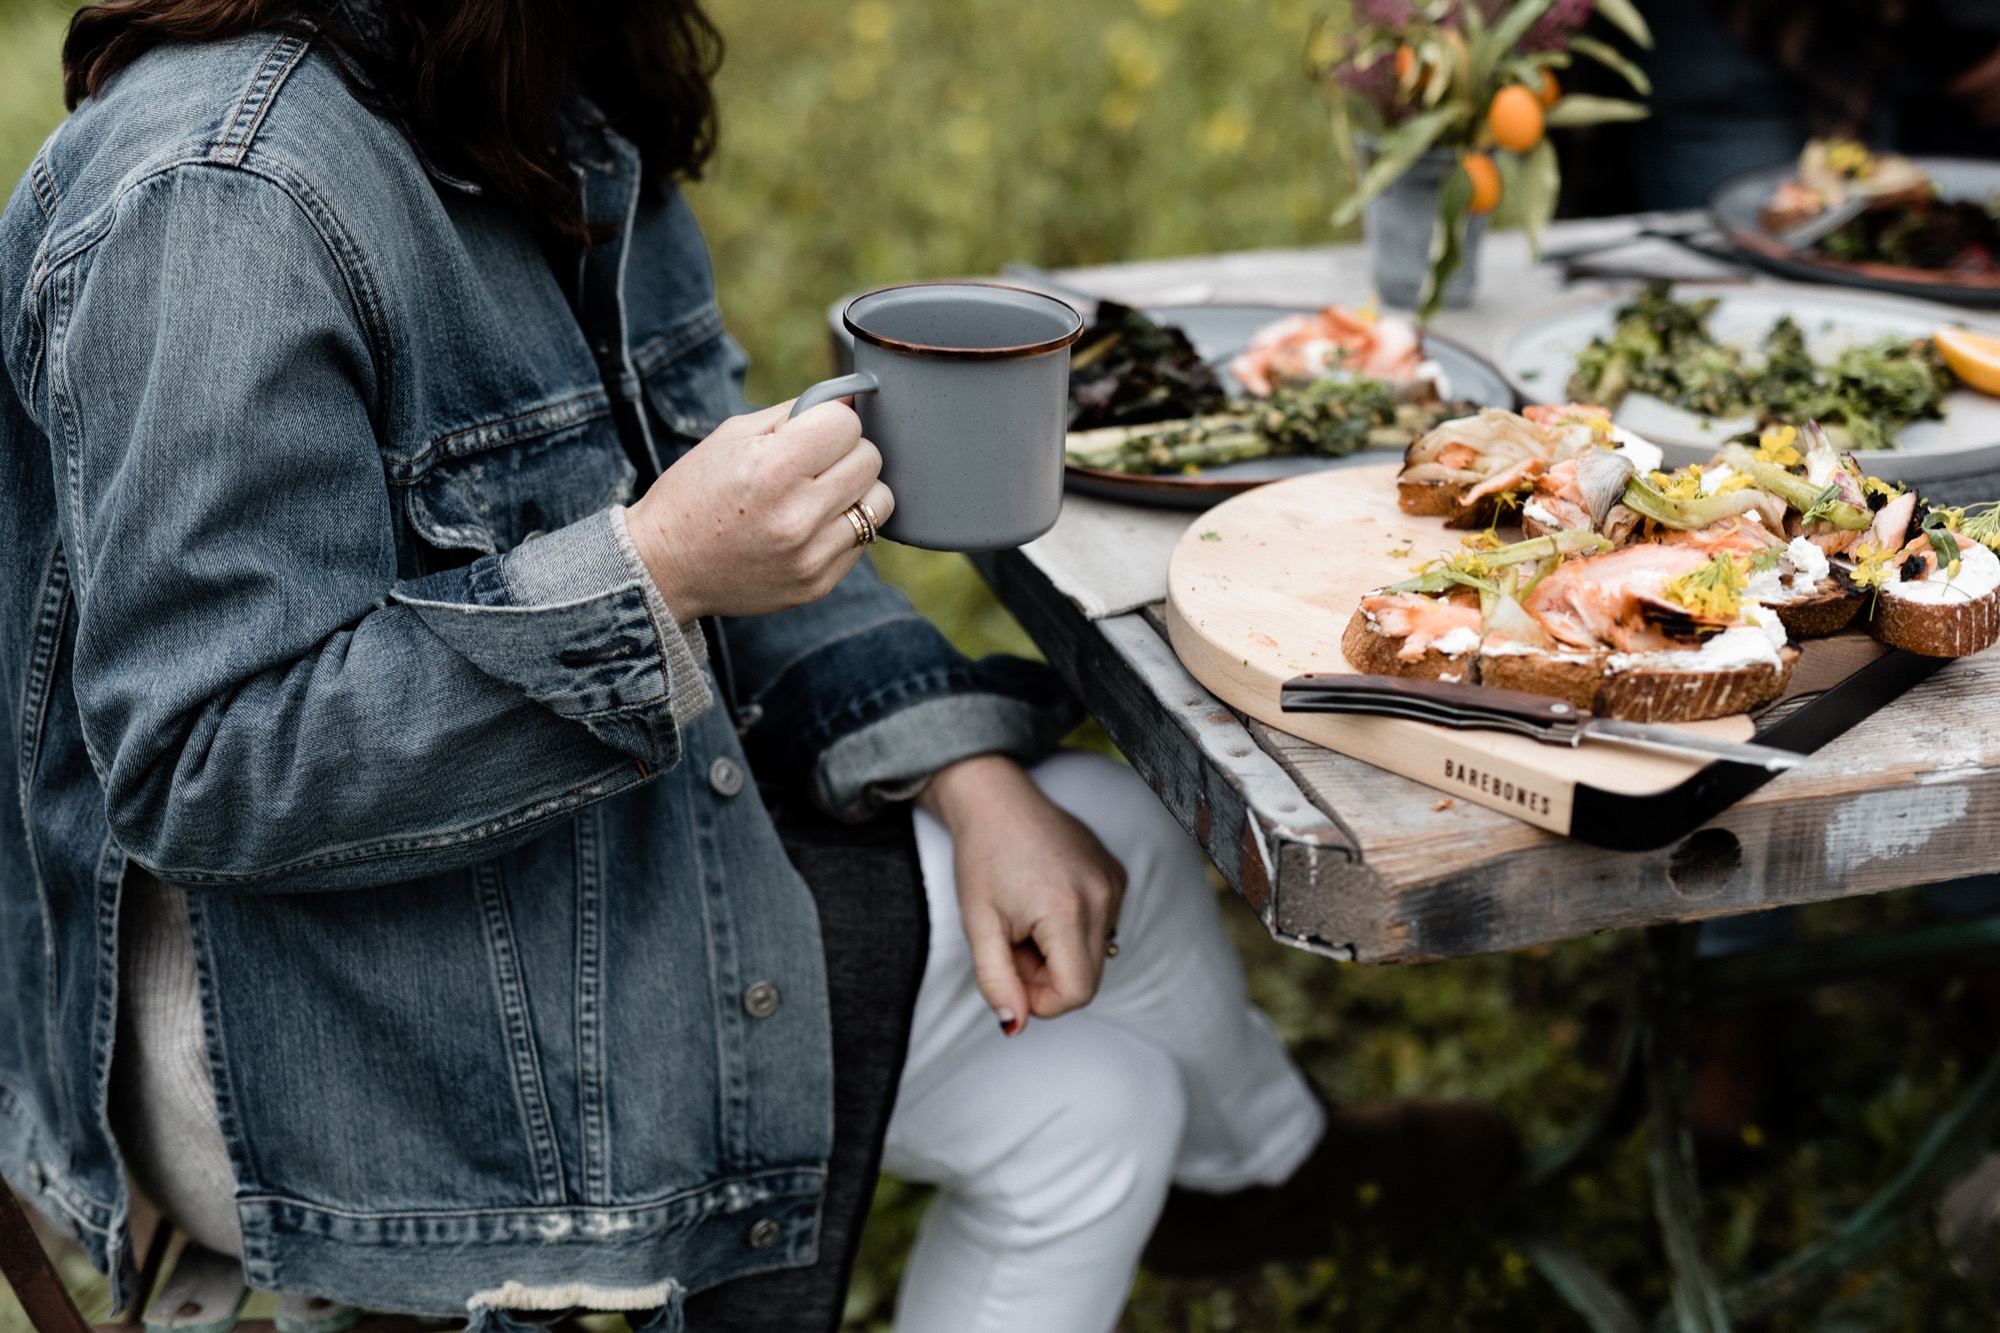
top-left (0, 3), bottom-right (1513, 1330)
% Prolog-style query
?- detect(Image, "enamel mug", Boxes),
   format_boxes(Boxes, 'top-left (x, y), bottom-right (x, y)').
top-left (790, 282), bottom-right (1083, 551)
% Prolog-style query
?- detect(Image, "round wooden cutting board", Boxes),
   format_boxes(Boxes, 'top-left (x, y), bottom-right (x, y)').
top-left (1163, 463), bottom-right (1761, 831)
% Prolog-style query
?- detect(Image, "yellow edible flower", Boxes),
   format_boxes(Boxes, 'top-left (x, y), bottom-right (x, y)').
top-left (1755, 425), bottom-right (1802, 468)
top-left (1662, 554), bottom-right (1748, 619)
top-left (1460, 530), bottom-right (1503, 551)
top-left (1652, 467), bottom-right (1705, 502)
top-left (1711, 472), bottom-right (1756, 495)
top-left (1446, 552), bottom-right (1493, 580)
top-left (1848, 541), bottom-right (1895, 590)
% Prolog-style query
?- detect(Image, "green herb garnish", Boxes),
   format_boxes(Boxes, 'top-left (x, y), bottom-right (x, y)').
top-left (1799, 483), bottom-right (1848, 527)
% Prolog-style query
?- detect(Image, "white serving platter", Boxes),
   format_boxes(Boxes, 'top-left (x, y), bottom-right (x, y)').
top-left (1499, 282), bottom-right (2000, 482)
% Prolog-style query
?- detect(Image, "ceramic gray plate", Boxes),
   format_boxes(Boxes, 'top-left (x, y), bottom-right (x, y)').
top-left (829, 297), bottom-right (1518, 511)
top-left (1499, 281), bottom-right (2000, 482)
top-left (1710, 158), bottom-right (2000, 308)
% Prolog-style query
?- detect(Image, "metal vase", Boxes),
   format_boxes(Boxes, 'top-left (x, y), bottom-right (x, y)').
top-left (1363, 146), bottom-right (1487, 311)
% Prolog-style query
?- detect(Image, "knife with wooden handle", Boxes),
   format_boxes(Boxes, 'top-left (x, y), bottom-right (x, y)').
top-left (1279, 674), bottom-right (1803, 773)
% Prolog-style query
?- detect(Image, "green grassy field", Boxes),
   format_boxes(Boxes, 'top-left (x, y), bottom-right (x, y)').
top-left (5, 2), bottom-right (2000, 1329)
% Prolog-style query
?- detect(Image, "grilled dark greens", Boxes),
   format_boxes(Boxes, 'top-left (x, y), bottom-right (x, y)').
top-left (1066, 301), bottom-right (1227, 431)
top-left (1564, 281), bottom-right (1953, 450)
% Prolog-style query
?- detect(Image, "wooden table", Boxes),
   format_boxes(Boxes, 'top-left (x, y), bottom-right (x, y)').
top-left (975, 218), bottom-right (2000, 968)
top-left (969, 219), bottom-right (2000, 1333)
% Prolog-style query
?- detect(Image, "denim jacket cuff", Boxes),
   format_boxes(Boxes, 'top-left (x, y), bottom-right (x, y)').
top-left (612, 507), bottom-right (712, 731)
top-left (393, 509), bottom-right (710, 760)
top-left (812, 691), bottom-right (1075, 819)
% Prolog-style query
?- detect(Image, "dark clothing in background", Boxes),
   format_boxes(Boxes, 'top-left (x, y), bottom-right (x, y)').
top-left (1557, 0), bottom-right (2000, 215)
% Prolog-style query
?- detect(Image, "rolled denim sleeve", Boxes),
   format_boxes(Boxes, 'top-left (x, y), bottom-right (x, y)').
top-left (393, 508), bottom-right (713, 757)
top-left (718, 556), bottom-right (1080, 818)
top-left (37, 165), bottom-right (701, 890)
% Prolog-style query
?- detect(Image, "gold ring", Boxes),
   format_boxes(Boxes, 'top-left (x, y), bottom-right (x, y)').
top-left (844, 503), bottom-right (876, 548)
top-left (856, 499), bottom-right (880, 534)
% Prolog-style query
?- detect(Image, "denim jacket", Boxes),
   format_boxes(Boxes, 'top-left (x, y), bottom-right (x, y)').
top-left (0, 25), bottom-right (1075, 1323)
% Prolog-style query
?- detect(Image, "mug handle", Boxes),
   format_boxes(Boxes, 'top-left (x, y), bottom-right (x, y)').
top-left (789, 371), bottom-right (881, 419)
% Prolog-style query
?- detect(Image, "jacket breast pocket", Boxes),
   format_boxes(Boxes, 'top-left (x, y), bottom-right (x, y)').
top-left (401, 403), bottom-right (638, 566)
top-left (637, 309), bottom-right (751, 454)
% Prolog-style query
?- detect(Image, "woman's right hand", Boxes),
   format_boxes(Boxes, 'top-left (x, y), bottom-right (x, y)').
top-left (625, 400), bottom-right (895, 620)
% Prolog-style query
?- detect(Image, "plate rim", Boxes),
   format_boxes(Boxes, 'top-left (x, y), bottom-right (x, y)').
top-left (1708, 157), bottom-right (2000, 296)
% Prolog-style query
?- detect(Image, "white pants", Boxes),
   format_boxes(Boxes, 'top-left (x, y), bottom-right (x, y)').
top-left (880, 751), bottom-right (1326, 1333)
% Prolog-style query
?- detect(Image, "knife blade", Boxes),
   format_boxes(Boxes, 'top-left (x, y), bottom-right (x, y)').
top-left (1279, 674), bottom-right (1802, 773)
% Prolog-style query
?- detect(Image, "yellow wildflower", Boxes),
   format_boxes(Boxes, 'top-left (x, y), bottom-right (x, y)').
top-left (1663, 554), bottom-right (1747, 619)
top-left (1200, 106), bottom-right (1252, 156)
top-left (1755, 425), bottom-right (1801, 468)
top-left (1652, 467), bottom-right (1705, 502)
top-left (1848, 541), bottom-right (1895, 590)
top-left (848, 0), bottom-right (894, 43)
top-left (1103, 23), bottom-right (1163, 89)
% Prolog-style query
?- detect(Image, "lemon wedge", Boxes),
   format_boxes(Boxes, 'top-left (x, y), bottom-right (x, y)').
top-left (1933, 326), bottom-right (2000, 396)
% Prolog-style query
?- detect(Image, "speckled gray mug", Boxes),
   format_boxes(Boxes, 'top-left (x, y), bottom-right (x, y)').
top-left (789, 282), bottom-right (1084, 552)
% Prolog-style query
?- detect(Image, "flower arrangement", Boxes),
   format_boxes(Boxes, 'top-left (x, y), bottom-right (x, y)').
top-left (1312, 0), bottom-right (1653, 317)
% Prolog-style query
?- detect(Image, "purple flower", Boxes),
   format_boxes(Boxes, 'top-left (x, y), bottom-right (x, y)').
top-left (1336, 51), bottom-right (1406, 121)
top-left (1351, 0), bottom-right (1421, 25)
top-left (1521, 0), bottom-right (1593, 50)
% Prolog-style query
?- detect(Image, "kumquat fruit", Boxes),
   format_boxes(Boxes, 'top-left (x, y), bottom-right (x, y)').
top-left (1461, 151), bottom-right (1501, 215)
top-left (1487, 84), bottom-right (1545, 153)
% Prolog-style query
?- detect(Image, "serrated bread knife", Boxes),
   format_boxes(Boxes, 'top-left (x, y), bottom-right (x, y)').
top-left (1279, 674), bottom-right (1803, 773)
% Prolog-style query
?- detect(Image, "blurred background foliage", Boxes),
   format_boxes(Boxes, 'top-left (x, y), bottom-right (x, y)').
top-left (3, 0), bottom-right (1999, 1328)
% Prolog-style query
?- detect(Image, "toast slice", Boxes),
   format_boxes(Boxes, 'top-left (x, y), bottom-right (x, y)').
top-left (1341, 605), bottom-right (1478, 682)
top-left (1476, 647), bottom-right (1610, 713)
top-left (1871, 586), bottom-right (2000, 656)
top-left (1590, 648), bottom-right (1797, 722)
top-left (1860, 536), bottom-right (2000, 657)
top-left (1771, 578), bottom-right (1865, 638)
top-left (1482, 644), bottom-right (1796, 722)
top-left (1396, 477), bottom-right (1467, 520)
top-left (1348, 606), bottom-right (1797, 722)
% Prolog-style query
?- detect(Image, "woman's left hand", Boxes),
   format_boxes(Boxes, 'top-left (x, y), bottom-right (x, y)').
top-left (918, 755), bottom-right (1126, 1036)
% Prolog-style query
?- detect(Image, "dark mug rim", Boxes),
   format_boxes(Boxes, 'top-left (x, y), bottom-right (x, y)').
top-left (843, 281), bottom-right (1084, 361)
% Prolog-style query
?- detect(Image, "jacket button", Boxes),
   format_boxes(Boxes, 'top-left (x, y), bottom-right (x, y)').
top-left (742, 981), bottom-right (780, 1018)
top-left (708, 757), bottom-right (744, 798)
top-left (747, 1218), bottom-right (781, 1250)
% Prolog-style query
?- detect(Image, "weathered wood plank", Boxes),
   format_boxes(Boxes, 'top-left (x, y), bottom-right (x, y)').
top-left (974, 550), bottom-right (1362, 957)
top-left (1129, 598), bottom-right (2000, 961)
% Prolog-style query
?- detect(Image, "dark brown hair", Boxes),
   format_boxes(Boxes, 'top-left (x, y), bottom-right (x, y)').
top-left (63, 0), bottom-right (723, 237)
